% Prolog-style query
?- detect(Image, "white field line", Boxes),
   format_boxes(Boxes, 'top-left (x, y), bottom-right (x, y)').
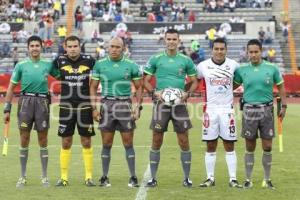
top-left (135, 164), bottom-right (151, 200)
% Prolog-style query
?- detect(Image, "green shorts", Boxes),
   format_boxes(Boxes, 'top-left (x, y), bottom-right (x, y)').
top-left (17, 95), bottom-right (50, 132)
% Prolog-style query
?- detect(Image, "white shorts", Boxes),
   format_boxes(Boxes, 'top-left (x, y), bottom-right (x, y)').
top-left (202, 108), bottom-right (237, 141)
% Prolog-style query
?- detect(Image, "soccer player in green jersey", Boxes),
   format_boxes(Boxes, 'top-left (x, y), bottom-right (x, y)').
top-left (90, 37), bottom-right (143, 187)
top-left (234, 39), bottom-right (287, 189)
top-left (143, 29), bottom-right (198, 187)
top-left (3, 36), bottom-right (60, 188)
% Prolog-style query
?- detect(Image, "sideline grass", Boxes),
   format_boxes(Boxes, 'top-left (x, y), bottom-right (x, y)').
top-left (0, 103), bottom-right (299, 200)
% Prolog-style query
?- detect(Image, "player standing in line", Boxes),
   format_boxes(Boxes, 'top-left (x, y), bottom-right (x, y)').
top-left (234, 39), bottom-right (287, 189)
top-left (54, 36), bottom-right (96, 187)
top-left (90, 37), bottom-right (143, 187)
top-left (3, 36), bottom-right (60, 188)
top-left (196, 38), bottom-right (242, 188)
top-left (143, 29), bottom-right (198, 187)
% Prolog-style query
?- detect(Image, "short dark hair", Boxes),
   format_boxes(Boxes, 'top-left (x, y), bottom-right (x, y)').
top-left (212, 38), bottom-right (227, 49)
top-left (247, 39), bottom-right (262, 50)
top-left (64, 35), bottom-right (81, 45)
top-left (27, 35), bottom-right (43, 47)
top-left (165, 28), bottom-right (179, 36)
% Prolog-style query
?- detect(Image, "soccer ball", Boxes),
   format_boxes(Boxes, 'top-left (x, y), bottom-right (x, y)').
top-left (161, 88), bottom-right (183, 106)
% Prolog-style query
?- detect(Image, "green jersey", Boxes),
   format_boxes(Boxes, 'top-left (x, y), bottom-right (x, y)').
top-left (234, 60), bottom-right (283, 104)
top-left (144, 51), bottom-right (196, 91)
top-left (11, 58), bottom-right (60, 93)
top-left (92, 56), bottom-right (142, 97)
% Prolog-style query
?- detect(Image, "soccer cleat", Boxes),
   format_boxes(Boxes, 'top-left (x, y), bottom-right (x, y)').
top-left (229, 179), bottom-right (242, 188)
top-left (146, 178), bottom-right (158, 187)
top-left (55, 179), bottom-right (69, 187)
top-left (41, 177), bottom-right (50, 187)
top-left (183, 178), bottom-right (193, 188)
top-left (243, 180), bottom-right (253, 189)
top-left (85, 178), bottom-right (96, 187)
top-left (262, 179), bottom-right (275, 190)
top-left (199, 178), bottom-right (215, 187)
top-left (16, 177), bottom-right (27, 188)
top-left (99, 176), bottom-right (111, 187)
top-left (128, 176), bottom-right (139, 188)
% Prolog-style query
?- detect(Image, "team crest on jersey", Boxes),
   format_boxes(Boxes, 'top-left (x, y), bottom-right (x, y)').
top-left (124, 72), bottom-right (129, 80)
top-left (225, 65), bottom-right (230, 70)
top-left (178, 68), bottom-right (183, 76)
top-left (113, 64), bottom-right (119, 68)
top-left (265, 76), bottom-right (271, 84)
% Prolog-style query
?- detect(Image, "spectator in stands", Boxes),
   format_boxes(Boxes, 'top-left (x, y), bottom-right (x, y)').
top-left (57, 24), bottom-right (67, 44)
top-left (61, 0), bottom-right (65, 15)
top-left (208, 0), bottom-right (217, 12)
top-left (264, 0), bottom-right (272, 8)
top-left (216, 27), bottom-right (227, 42)
top-left (18, 29), bottom-right (29, 43)
top-left (1, 42), bottom-right (10, 58)
top-left (268, 15), bottom-right (277, 27)
top-left (74, 6), bottom-right (81, 29)
top-left (108, 1), bottom-right (118, 19)
top-left (206, 26), bottom-right (217, 49)
top-left (11, 47), bottom-right (18, 67)
top-left (37, 18), bottom-right (46, 40)
top-left (121, 0), bottom-right (130, 14)
top-left (156, 12), bottom-right (164, 22)
top-left (124, 44), bottom-right (131, 58)
top-left (250, 0), bottom-right (261, 8)
top-left (83, 1), bottom-right (92, 20)
top-left (76, 11), bottom-right (84, 30)
top-left (267, 47), bottom-right (276, 63)
top-left (188, 11), bottom-right (196, 22)
top-left (147, 12), bottom-right (156, 22)
top-left (179, 2), bottom-right (187, 15)
top-left (191, 40), bottom-right (200, 53)
top-left (140, 2), bottom-right (148, 17)
top-left (261, 47), bottom-right (268, 60)
top-left (12, 31), bottom-right (18, 43)
top-left (239, 46), bottom-right (248, 63)
top-left (198, 46), bottom-right (206, 62)
top-left (228, 0), bottom-right (236, 12)
top-left (111, 28), bottom-right (117, 38)
top-left (280, 21), bottom-right (289, 43)
top-left (216, 0), bottom-right (225, 12)
top-left (0, 22), bottom-right (10, 34)
top-left (152, 2), bottom-right (160, 15)
top-left (114, 11), bottom-right (123, 22)
top-left (179, 42), bottom-right (187, 55)
top-left (53, 0), bottom-right (61, 20)
top-left (264, 26), bottom-right (273, 44)
top-left (157, 29), bottom-right (165, 44)
top-left (46, 14), bottom-right (54, 39)
top-left (103, 11), bottom-right (111, 21)
top-left (95, 43), bottom-right (106, 59)
top-left (44, 38), bottom-right (53, 53)
top-left (190, 50), bottom-right (201, 64)
top-left (258, 26), bottom-right (265, 44)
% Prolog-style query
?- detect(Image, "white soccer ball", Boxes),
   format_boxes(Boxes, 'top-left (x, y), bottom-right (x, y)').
top-left (161, 88), bottom-right (183, 106)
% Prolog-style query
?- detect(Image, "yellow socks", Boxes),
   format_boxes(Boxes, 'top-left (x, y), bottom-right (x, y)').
top-left (82, 148), bottom-right (93, 180)
top-left (60, 148), bottom-right (71, 181)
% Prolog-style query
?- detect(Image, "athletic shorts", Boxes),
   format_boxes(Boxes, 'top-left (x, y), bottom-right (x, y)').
top-left (150, 100), bottom-right (192, 133)
top-left (17, 95), bottom-right (50, 132)
top-left (241, 104), bottom-right (275, 140)
top-left (202, 107), bottom-right (237, 141)
top-left (99, 98), bottom-right (136, 132)
top-left (58, 107), bottom-right (95, 137)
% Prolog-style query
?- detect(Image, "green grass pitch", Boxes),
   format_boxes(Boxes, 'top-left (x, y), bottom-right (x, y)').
top-left (0, 102), bottom-right (299, 200)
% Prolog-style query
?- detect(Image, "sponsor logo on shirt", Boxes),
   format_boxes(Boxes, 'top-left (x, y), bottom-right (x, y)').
top-left (209, 77), bottom-right (231, 86)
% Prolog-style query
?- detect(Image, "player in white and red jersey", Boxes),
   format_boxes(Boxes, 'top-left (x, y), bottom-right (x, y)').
top-left (196, 38), bottom-right (242, 188)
